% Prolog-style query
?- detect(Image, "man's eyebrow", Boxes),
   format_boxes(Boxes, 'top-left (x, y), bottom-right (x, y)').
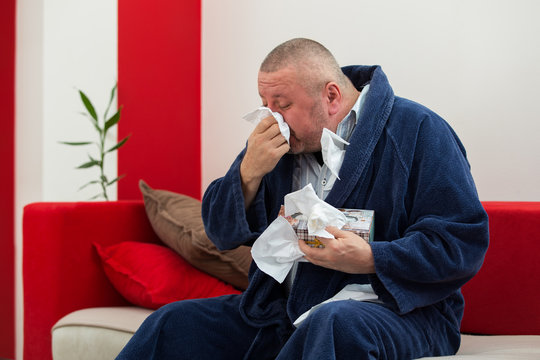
top-left (258, 93), bottom-right (283, 100)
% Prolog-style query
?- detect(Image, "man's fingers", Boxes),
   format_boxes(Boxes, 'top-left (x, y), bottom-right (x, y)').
top-left (255, 116), bottom-right (280, 134)
top-left (251, 116), bottom-right (289, 151)
top-left (271, 133), bottom-right (289, 150)
top-left (298, 239), bottom-right (319, 263)
top-left (297, 227), bottom-right (375, 274)
top-left (324, 226), bottom-right (348, 239)
top-left (298, 236), bottom-right (332, 255)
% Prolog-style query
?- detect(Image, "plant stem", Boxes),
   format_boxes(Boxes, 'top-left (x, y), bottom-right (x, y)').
top-left (99, 127), bottom-right (109, 200)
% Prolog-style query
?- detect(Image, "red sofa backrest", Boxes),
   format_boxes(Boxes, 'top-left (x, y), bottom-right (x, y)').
top-left (23, 201), bottom-right (160, 360)
top-left (461, 202), bottom-right (540, 335)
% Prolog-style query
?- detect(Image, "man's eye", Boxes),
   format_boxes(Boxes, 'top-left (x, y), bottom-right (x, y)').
top-left (280, 104), bottom-right (291, 110)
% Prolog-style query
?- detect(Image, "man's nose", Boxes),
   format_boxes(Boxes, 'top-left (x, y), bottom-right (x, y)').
top-left (266, 104), bottom-right (279, 113)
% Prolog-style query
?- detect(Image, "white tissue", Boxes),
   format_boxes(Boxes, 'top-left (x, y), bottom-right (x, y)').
top-left (251, 184), bottom-right (349, 283)
top-left (243, 107), bottom-right (290, 144)
top-left (284, 184), bottom-right (347, 238)
top-left (251, 216), bottom-right (304, 283)
top-left (293, 284), bottom-right (380, 327)
top-left (320, 128), bottom-right (349, 179)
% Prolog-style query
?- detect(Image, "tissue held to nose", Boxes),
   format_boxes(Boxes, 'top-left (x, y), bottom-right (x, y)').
top-left (243, 109), bottom-right (348, 181)
top-left (243, 107), bottom-right (290, 144)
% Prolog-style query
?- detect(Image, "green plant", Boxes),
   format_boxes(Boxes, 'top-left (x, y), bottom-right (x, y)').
top-left (60, 83), bottom-right (130, 200)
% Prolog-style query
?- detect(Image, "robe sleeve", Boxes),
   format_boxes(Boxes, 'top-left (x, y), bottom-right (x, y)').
top-left (369, 114), bottom-right (489, 315)
top-left (201, 148), bottom-right (272, 251)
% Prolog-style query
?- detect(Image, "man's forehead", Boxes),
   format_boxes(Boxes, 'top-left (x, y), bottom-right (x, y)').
top-left (258, 90), bottom-right (290, 102)
top-left (258, 69), bottom-right (297, 98)
top-left (259, 66), bottom-right (297, 83)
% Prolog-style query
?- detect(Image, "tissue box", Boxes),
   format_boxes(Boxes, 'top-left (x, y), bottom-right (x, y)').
top-left (288, 209), bottom-right (374, 248)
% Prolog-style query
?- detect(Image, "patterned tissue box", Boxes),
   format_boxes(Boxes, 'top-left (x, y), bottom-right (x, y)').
top-left (286, 209), bottom-right (375, 248)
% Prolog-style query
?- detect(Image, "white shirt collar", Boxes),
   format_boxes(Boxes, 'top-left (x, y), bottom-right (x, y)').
top-left (336, 84), bottom-right (370, 142)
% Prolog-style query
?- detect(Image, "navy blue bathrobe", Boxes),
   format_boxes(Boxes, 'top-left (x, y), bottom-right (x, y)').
top-left (202, 65), bottom-right (489, 356)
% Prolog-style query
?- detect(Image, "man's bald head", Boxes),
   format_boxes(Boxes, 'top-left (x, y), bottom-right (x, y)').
top-left (260, 38), bottom-right (353, 97)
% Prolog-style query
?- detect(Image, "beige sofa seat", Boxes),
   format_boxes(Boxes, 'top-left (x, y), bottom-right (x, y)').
top-left (418, 335), bottom-right (540, 359)
top-left (53, 307), bottom-right (540, 360)
top-left (51, 307), bottom-right (153, 360)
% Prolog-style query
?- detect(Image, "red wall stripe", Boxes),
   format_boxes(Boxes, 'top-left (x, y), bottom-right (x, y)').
top-left (0, 0), bottom-right (16, 357)
top-left (117, 0), bottom-right (201, 200)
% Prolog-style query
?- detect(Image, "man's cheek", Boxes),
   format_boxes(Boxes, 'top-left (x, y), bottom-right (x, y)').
top-left (287, 136), bottom-right (304, 154)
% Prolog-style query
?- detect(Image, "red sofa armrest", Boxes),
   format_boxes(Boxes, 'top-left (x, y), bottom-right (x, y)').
top-left (23, 201), bottom-right (159, 360)
top-left (461, 202), bottom-right (540, 335)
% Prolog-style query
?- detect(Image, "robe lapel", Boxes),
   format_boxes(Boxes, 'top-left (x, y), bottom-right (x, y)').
top-left (325, 66), bottom-right (395, 208)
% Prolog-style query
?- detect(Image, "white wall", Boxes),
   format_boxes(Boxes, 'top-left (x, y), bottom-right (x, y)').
top-left (43, 0), bottom-right (118, 202)
top-left (202, 0), bottom-right (540, 201)
top-left (16, 0), bottom-right (117, 357)
top-left (15, 0), bottom-right (43, 356)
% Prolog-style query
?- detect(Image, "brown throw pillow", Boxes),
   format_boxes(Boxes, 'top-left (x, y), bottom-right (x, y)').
top-left (139, 180), bottom-right (251, 290)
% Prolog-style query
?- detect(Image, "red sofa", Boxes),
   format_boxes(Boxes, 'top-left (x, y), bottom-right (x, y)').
top-left (22, 201), bottom-right (540, 359)
top-left (23, 201), bottom-right (158, 360)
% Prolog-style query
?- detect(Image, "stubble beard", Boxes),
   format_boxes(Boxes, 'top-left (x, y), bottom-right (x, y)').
top-left (294, 99), bottom-right (328, 154)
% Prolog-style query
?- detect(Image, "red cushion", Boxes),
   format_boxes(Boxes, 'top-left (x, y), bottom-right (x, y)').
top-left (94, 241), bottom-right (241, 309)
top-left (461, 202), bottom-right (540, 335)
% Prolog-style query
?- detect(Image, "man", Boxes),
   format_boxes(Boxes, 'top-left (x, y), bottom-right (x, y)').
top-left (117, 38), bottom-right (488, 359)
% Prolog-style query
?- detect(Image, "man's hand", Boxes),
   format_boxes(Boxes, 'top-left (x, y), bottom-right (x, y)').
top-left (240, 116), bottom-right (289, 209)
top-left (298, 226), bottom-right (376, 274)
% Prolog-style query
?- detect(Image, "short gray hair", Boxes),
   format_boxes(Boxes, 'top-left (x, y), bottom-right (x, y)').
top-left (260, 38), bottom-right (350, 96)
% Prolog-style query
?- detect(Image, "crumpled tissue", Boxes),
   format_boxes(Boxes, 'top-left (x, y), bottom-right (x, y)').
top-left (250, 216), bottom-right (303, 284)
top-left (320, 128), bottom-right (349, 179)
top-left (243, 107), bottom-right (290, 144)
top-left (284, 183), bottom-right (347, 239)
top-left (251, 184), bottom-right (348, 283)
top-left (293, 284), bottom-right (380, 327)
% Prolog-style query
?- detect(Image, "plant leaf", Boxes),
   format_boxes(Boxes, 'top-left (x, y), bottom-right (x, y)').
top-left (78, 180), bottom-right (100, 191)
top-left (79, 111), bottom-right (103, 133)
top-left (104, 83), bottom-right (117, 120)
top-left (107, 174), bottom-right (125, 186)
top-left (59, 141), bottom-right (93, 146)
top-left (104, 107), bottom-right (121, 134)
top-left (106, 134), bottom-right (130, 153)
top-left (94, 122), bottom-right (104, 135)
top-left (76, 159), bottom-right (101, 169)
top-left (88, 193), bottom-right (104, 200)
top-left (79, 90), bottom-right (98, 122)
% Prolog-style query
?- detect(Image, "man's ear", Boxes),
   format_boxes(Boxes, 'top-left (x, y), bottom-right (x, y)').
top-left (325, 82), bottom-right (341, 116)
